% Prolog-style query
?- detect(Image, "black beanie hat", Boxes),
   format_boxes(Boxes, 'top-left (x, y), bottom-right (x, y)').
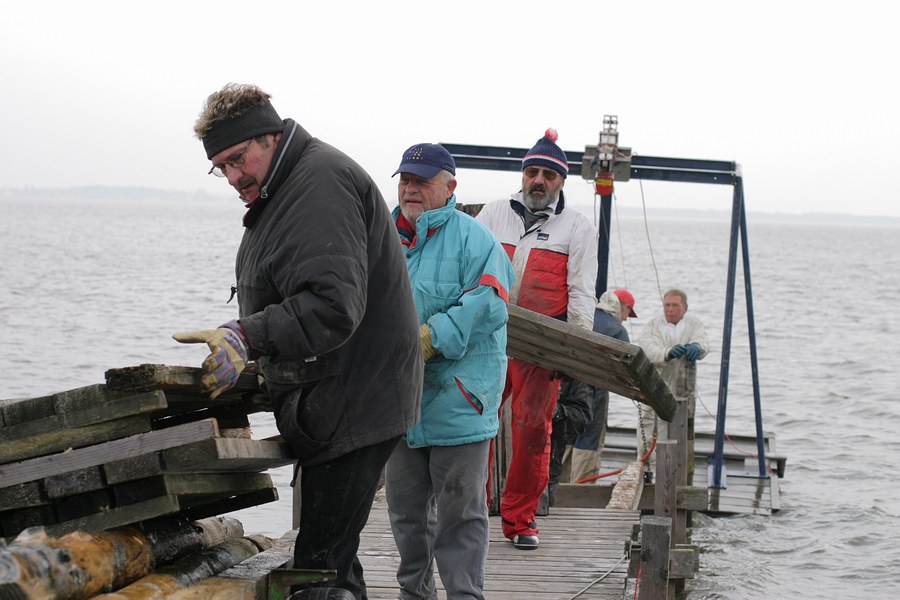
top-left (201, 100), bottom-right (284, 159)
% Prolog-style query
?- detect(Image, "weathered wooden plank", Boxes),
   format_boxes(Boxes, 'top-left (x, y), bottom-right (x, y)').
top-left (0, 393), bottom-right (56, 427)
top-left (45, 495), bottom-right (182, 537)
top-left (181, 487), bottom-right (280, 523)
top-left (0, 390), bottom-right (166, 444)
top-left (56, 488), bottom-right (114, 522)
top-left (506, 305), bottom-right (676, 420)
top-left (0, 419), bottom-right (220, 488)
top-left (607, 461), bottom-right (646, 510)
top-left (104, 452), bottom-right (166, 485)
top-left (162, 436), bottom-right (293, 473)
top-left (0, 482), bottom-right (45, 512)
top-left (0, 414), bottom-right (155, 466)
top-left (0, 503), bottom-right (56, 538)
top-left (113, 473), bottom-right (274, 507)
top-left (105, 364), bottom-right (261, 396)
top-left (44, 466), bottom-right (106, 499)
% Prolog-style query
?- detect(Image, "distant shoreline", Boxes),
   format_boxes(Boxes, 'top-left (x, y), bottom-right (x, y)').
top-left (3, 186), bottom-right (898, 227)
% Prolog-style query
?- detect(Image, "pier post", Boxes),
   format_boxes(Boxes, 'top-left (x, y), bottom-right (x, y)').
top-left (638, 515), bottom-right (672, 600)
top-left (654, 440), bottom-right (677, 524)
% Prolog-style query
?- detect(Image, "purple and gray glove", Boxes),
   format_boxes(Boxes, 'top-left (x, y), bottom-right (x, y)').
top-left (173, 320), bottom-right (249, 399)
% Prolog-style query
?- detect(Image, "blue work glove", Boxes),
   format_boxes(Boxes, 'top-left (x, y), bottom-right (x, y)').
top-left (173, 320), bottom-right (250, 399)
top-left (684, 343), bottom-right (702, 361)
top-left (667, 344), bottom-right (687, 360)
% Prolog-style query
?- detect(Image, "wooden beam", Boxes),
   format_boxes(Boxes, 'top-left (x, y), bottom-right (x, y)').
top-left (637, 515), bottom-right (671, 600)
top-left (0, 419), bottom-right (220, 488)
top-left (506, 305), bottom-right (676, 420)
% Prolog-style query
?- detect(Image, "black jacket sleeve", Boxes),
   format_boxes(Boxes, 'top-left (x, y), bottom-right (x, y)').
top-left (552, 379), bottom-right (594, 439)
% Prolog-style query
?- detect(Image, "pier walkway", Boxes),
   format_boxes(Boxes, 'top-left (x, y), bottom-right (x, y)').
top-left (358, 499), bottom-right (639, 599)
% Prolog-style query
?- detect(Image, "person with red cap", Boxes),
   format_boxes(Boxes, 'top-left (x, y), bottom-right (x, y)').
top-left (548, 288), bottom-right (638, 502)
top-left (476, 129), bottom-right (599, 550)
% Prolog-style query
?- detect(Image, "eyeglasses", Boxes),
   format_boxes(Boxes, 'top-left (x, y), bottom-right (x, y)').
top-left (524, 166), bottom-right (559, 181)
top-left (208, 140), bottom-right (253, 177)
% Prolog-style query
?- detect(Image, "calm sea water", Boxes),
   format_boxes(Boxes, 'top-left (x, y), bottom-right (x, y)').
top-left (2, 193), bottom-right (899, 599)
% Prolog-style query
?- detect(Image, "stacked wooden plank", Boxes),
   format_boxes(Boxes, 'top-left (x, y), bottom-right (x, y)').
top-left (0, 364), bottom-right (293, 540)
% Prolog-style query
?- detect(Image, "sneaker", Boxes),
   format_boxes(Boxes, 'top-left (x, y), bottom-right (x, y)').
top-left (511, 534), bottom-right (539, 550)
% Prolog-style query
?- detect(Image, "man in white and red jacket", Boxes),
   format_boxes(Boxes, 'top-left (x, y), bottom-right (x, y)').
top-left (476, 129), bottom-right (598, 549)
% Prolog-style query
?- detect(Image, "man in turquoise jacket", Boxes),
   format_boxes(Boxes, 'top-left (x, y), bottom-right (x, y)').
top-left (384, 143), bottom-right (514, 600)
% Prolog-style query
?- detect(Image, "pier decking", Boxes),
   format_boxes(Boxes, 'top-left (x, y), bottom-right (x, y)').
top-left (358, 499), bottom-right (639, 599)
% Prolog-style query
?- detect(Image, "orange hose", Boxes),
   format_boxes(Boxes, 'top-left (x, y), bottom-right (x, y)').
top-left (575, 437), bottom-right (657, 484)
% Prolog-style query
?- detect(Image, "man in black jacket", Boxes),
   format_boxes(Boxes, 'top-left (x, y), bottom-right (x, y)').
top-left (174, 83), bottom-right (423, 600)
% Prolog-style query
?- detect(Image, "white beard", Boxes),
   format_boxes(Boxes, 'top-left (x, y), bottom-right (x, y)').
top-left (523, 188), bottom-right (559, 211)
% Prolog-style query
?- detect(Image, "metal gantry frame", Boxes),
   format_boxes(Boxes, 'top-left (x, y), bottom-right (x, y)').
top-left (441, 140), bottom-right (769, 487)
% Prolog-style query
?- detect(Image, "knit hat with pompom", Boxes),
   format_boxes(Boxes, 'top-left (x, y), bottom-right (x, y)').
top-left (521, 128), bottom-right (569, 178)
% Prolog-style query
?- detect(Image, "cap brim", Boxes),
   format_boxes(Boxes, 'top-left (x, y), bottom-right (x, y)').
top-left (628, 307), bottom-right (637, 318)
top-left (392, 163), bottom-right (443, 179)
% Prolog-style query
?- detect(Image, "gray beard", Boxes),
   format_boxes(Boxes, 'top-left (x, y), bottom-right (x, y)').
top-left (523, 188), bottom-right (559, 211)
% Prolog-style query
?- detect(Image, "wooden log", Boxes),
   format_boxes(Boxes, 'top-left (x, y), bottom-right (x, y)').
top-left (0, 526), bottom-right (152, 599)
top-left (506, 305), bottom-right (676, 421)
top-left (90, 536), bottom-right (274, 599)
top-left (160, 530), bottom-right (297, 600)
top-left (144, 515), bottom-right (245, 564)
top-left (0, 517), bottom-right (245, 599)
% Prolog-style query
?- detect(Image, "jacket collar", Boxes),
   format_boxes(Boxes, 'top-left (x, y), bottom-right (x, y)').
top-left (392, 195), bottom-right (457, 248)
top-left (243, 119), bottom-right (313, 228)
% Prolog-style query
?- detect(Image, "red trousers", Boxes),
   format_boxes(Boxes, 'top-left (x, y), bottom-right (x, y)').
top-left (498, 358), bottom-right (560, 539)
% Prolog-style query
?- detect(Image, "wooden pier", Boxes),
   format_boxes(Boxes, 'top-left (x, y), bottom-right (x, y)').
top-left (358, 501), bottom-right (639, 599)
top-left (0, 306), bottom-right (786, 598)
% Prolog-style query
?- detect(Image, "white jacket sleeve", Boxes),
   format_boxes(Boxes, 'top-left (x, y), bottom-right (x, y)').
top-left (566, 216), bottom-right (599, 329)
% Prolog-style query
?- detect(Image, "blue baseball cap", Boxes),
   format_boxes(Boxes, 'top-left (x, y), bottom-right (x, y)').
top-left (393, 143), bottom-right (456, 178)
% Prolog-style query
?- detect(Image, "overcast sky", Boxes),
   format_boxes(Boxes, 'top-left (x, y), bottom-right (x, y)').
top-left (3, 1), bottom-right (898, 217)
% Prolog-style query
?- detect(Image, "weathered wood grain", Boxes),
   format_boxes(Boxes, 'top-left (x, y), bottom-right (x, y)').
top-left (162, 436), bottom-right (292, 473)
top-left (105, 364), bottom-right (261, 396)
top-left (1, 415), bottom-right (156, 466)
top-left (506, 305), bottom-right (676, 420)
top-left (0, 419), bottom-right (220, 488)
top-left (0, 389), bottom-right (165, 444)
